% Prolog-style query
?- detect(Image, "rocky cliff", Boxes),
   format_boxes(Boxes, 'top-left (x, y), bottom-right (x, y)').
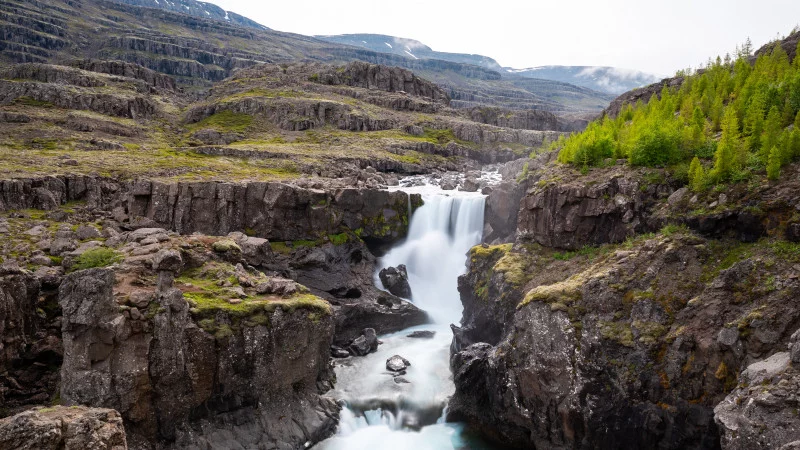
top-left (450, 159), bottom-right (800, 449)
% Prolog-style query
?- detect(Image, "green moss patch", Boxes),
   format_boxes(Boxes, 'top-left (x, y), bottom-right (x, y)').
top-left (188, 110), bottom-right (253, 133)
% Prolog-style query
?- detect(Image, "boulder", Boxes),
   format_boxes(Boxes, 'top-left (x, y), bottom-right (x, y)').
top-left (461, 177), bottom-right (479, 192)
top-left (75, 225), bottom-right (101, 241)
top-left (347, 328), bottom-right (379, 356)
top-left (151, 249), bottom-right (182, 272)
top-left (407, 330), bottom-right (436, 339)
top-left (254, 277), bottom-right (299, 297)
top-left (715, 351), bottom-right (800, 450)
top-left (0, 406), bottom-right (127, 450)
top-left (386, 355), bottom-right (411, 372)
top-left (379, 265), bottom-right (412, 299)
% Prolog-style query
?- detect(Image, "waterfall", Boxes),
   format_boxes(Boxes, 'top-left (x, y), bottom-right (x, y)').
top-left (316, 185), bottom-right (491, 450)
top-left (378, 194), bottom-right (486, 324)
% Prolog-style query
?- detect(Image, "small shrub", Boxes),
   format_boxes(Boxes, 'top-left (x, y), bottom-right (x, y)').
top-left (71, 248), bottom-right (122, 271)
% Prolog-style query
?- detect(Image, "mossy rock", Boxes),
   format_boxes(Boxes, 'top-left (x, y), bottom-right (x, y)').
top-left (212, 239), bottom-right (241, 253)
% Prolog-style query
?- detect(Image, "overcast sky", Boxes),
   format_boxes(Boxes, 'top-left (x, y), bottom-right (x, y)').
top-left (206, 0), bottom-right (799, 76)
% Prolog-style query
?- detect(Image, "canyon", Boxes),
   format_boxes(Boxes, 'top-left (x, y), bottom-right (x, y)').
top-left (0, 2), bottom-right (799, 450)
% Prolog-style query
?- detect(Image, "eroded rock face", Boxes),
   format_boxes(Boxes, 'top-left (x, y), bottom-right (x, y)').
top-left (451, 229), bottom-right (800, 449)
top-left (714, 334), bottom-right (800, 450)
top-left (0, 176), bottom-right (421, 249)
top-left (58, 267), bottom-right (338, 448)
top-left (518, 173), bottom-right (665, 249)
top-left (0, 406), bottom-right (127, 450)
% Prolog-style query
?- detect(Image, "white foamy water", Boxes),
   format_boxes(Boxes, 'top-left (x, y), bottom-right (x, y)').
top-left (316, 175), bottom-right (496, 450)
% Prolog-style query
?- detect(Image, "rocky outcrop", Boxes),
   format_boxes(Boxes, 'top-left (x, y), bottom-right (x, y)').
top-left (449, 121), bottom-right (563, 148)
top-left (186, 96), bottom-right (399, 132)
top-left (315, 61), bottom-right (449, 104)
top-left (482, 153), bottom-right (557, 244)
top-left (0, 406), bottom-right (127, 450)
top-left (378, 264), bottom-right (412, 298)
top-left (714, 332), bottom-right (800, 450)
top-left (517, 169), bottom-right (669, 249)
top-left (466, 106), bottom-right (584, 132)
top-left (70, 60), bottom-right (177, 91)
top-left (126, 180), bottom-right (421, 245)
top-left (451, 226), bottom-right (800, 449)
top-left (59, 263), bottom-right (338, 448)
top-left (0, 176), bottom-right (421, 247)
top-left (0, 80), bottom-right (160, 119)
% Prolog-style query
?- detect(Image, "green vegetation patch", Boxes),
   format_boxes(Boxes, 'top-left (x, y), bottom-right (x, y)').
top-left (13, 96), bottom-right (54, 108)
top-left (554, 40), bottom-right (800, 187)
top-left (188, 110), bottom-right (253, 133)
top-left (599, 321), bottom-right (635, 347)
top-left (494, 251), bottom-right (531, 287)
top-left (71, 248), bottom-right (122, 272)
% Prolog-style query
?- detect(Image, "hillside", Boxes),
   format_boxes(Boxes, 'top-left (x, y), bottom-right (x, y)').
top-left (316, 33), bottom-right (503, 70)
top-left (111, 0), bottom-right (268, 29)
top-left (0, 0), bottom-right (610, 113)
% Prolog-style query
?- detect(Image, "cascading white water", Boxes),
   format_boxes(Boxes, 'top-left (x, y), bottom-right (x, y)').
top-left (378, 192), bottom-right (486, 324)
top-left (316, 183), bottom-right (491, 450)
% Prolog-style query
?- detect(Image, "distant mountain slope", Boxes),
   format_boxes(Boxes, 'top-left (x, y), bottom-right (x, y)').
top-left (0, 0), bottom-right (609, 113)
top-left (316, 34), bottom-right (503, 71)
top-left (505, 65), bottom-right (661, 95)
top-left (111, 0), bottom-right (268, 29)
top-left (319, 34), bottom-right (659, 96)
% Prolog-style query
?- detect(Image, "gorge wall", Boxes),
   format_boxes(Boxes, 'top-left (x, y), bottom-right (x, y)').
top-left (450, 156), bottom-right (800, 449)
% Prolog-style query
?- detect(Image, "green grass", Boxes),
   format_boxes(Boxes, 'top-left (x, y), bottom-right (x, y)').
top-left (13, 96), bottom-right (53, 108)
top-left (71, 248), bottom-right (122, 272)
top-left (552, 245), bottom-right (606, 261)
top-left (769, 240), bottom-right (800, 263)
top-left (188, 110), bottom-right (253, 133)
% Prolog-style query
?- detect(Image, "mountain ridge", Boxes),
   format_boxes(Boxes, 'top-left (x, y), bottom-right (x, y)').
top-left (316, 33), bottom-right (660, 95)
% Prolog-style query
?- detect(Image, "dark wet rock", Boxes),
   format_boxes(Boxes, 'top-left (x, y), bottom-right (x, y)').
top-left (461, 176), bottom-right (480, 192)
top-left (386, 355), bottom-right (411, 372)
top-left (334, 293), bottom-right (428, 346)
top-left (0, 406), bottom-right (127, 450)
top-left (331, 346), bottom-right (350, 358)
top-left (379, 264), bottom-right (412, 298)
top-left (407, 330), bottom-right (436, 339)
top-left (347, 328), bottom-right (379, 356)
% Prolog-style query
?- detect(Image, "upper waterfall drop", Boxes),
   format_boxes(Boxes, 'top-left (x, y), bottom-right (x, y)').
top-left (378, 191), bottom-right (486, 324)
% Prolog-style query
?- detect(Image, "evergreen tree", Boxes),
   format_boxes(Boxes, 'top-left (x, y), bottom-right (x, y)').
top-left (795, 41), bottom-right (800, 69)
top-left (744, 93), bottom-right (766, 153)
top-left (709, 97), bottom-right (724, 131)
top-left (766, 145), bottom-right (781, 180)
top-left (713, 108), bottom-right (740, 180)
top-left (689, 157), bottom-right (706, 191)
top-left (761, 105), bottom-right (783, 160)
